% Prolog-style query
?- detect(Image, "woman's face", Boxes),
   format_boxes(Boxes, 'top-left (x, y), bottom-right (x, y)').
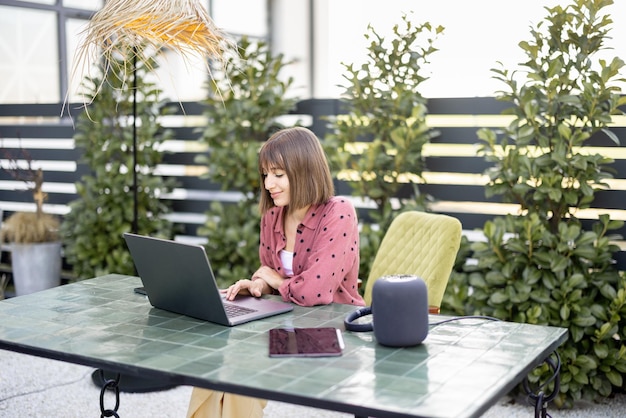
top-left (263, 167), bottom-right (290, 207)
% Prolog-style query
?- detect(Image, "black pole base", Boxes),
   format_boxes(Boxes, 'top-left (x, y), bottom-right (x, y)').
top-left (91, 369), bottom-right (178, 393)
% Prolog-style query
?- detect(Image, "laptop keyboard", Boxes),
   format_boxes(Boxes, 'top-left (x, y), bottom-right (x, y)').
top-left (224, 303), bottom-right (257, 317)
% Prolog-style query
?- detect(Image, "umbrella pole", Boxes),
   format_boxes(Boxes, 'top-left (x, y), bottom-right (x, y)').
top-left (132, 51), bottom-right (138, 234)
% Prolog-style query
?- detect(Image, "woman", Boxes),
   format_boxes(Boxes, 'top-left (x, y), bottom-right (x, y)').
top-left (187, 127), bottom-right (364, 418)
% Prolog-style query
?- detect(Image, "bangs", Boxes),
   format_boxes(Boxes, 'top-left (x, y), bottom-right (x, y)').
top-left (258, 142), bottom-right (285, 172)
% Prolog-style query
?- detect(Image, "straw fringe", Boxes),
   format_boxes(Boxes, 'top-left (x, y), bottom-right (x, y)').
top-left (82, 0), bottom-right (230, 57)
top-left (69, 0), bottom-right (234, 109)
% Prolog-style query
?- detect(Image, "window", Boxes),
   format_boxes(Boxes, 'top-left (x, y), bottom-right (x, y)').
top-left (63, 0), bottom-right (102, 10)
top-left (0, 6), bottom-right (59, 103)
top-left (65, 18), bottom-right (90, 103)
top-left (0, 0), bottom-right (270, 104)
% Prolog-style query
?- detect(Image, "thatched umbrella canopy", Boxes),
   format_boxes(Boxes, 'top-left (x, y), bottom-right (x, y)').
top-left (73, 0), bottom-right (233, 98)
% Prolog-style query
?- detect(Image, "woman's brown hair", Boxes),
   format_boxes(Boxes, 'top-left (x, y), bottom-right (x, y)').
top-left (258, 127), bottom-right (334, 214)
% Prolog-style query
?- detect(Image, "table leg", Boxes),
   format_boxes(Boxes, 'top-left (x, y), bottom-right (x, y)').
top-left (92, 369), bottom-right (178, 392)
top-left (523, 352), bottom-right (561, 418)
top-left (98, 369), bottom-right (121, 418)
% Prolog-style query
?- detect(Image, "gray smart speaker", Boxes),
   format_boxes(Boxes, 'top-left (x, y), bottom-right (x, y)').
top-left (344, 275), bottom-right (429, 347)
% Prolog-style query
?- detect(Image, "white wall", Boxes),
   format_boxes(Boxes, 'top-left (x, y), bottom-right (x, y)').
top-left (274, 0), bottom-right (626, 99)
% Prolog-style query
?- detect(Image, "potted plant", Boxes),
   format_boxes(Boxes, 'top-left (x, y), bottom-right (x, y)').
top-left (0, 147), bottom-right (62, 296)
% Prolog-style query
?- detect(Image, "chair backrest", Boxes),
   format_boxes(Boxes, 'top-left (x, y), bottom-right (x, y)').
top-left (363, 211), bottom-right (462, 308)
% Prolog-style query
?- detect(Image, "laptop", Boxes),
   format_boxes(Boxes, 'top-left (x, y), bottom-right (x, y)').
top-left (123, 233), bottom-right (293, 326)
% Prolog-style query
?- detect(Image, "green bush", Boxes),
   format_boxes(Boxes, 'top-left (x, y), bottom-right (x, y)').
top-left (443, 0), bottom-right (626, 406)
top-left (196, 36), bottom-right (299, 287)
top-left (61, 50), bottom-right (175, 279)
top-left (324, 13), bottom-right (443, 283)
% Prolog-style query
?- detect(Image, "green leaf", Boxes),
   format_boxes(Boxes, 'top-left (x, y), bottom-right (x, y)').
top-left (489, 291), bottom-right (509, 304)
top-left (486, 270), bottom-right (508, 285)
top-left (600, 128), bottom-right (621, 146)
top-left (573, 371), bottom-right (589, 385)
top-left (572, 315), bottom-right (597, 327)
top-left (557, 123), bottom-right (571, 139)
top-left (568, 274), bottom-right (585, 289)
top-left (550, 256), bottom-right (570, 273)
top-left (469, 274), bottom-right (487, 287)
top-left (593, 343), bottom-right (609, 359)
top-left (606, 370), bottom-right (623, 387)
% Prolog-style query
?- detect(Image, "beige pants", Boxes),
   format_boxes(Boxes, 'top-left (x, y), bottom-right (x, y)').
top-left (187, 388), bottom-right (267, 418)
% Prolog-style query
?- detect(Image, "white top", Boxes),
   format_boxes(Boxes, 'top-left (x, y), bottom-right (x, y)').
top-left (279, 249), bottom-right (294, 277)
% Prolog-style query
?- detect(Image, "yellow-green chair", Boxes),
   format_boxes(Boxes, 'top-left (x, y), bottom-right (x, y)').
top-left (363, 211), bottom-right (462, 313)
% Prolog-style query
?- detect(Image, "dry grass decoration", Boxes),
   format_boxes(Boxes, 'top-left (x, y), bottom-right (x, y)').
top-left (73, 0), bottom-right (233, 103)
top-left (0, 148), bottom-right (60, 244)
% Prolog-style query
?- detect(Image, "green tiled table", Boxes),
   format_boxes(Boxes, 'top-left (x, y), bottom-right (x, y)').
top-left (0, 274), bottom-right (567, 418)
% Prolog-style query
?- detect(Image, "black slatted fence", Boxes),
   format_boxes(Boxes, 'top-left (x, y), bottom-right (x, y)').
top-left (1, 98), bottom-right (625, 271)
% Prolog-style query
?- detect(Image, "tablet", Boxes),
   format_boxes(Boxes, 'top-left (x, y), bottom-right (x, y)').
top-left (269, 327), bottom-right (344, 357)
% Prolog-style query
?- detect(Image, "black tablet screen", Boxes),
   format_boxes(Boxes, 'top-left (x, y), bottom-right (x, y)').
top-left (269, 327), bottom-right (344, 357)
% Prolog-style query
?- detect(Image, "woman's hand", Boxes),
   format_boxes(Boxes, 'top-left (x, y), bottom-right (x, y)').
top-left (224, 266), bottom-right (284, 301)
top-left (224, 279), bottom-right (265, 300)
top-left (252, 266), bottom-right (284, 290)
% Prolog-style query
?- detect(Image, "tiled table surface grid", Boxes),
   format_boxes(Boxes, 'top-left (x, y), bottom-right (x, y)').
top-left (0, 275), bottom-right (566, 418)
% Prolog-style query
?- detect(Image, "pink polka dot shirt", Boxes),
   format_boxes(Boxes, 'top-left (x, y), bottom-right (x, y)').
top-left (259, 196), bottom-right (365, 307)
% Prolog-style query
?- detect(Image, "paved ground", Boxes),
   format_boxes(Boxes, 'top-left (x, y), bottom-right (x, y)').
top-left (1, 348), bottom-right (624, 417)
